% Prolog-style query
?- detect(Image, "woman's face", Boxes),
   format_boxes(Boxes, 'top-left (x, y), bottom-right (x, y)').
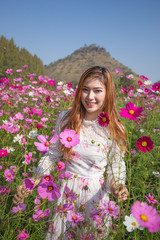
top-left (81, 78), bottom-right (106, 120)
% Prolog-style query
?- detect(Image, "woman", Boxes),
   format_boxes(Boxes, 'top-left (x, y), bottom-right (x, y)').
top-left (13, 66), bottom-right (129, 239)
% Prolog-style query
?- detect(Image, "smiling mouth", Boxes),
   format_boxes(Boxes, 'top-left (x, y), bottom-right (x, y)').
top-left (86, 102), bottom-right (95, 107)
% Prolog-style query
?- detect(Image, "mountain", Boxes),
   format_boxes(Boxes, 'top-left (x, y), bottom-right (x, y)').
top-left (45, 44), bottom-right (136, 84)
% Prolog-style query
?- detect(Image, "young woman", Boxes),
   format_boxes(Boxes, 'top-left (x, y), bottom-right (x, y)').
top-left (13, 66), bottom-right (128, 239)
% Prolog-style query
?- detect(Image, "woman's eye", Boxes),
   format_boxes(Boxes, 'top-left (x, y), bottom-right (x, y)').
top-left (95, 90), bottom-right (102, 93)
top-left (82, 88), bottom-right (88, 92)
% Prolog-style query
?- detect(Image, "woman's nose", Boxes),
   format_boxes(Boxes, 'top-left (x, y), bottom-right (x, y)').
top-left (87, 90), bottom-right (94, 99)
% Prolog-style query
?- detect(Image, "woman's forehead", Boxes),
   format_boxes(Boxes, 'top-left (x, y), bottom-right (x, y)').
top-left (83, 77), bottom-right (105, 87)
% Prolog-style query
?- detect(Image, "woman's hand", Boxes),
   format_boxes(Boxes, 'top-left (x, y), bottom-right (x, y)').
top-left (13, 184), bottom-right (30, 205)
top-left (13, 177), bottom-right (42, 205)
top-left (110, 178), bottom-right (129, 202)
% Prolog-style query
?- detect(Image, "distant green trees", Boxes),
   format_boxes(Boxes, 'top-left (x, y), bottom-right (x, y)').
top-left (0, 35), bottom-right (45, 77)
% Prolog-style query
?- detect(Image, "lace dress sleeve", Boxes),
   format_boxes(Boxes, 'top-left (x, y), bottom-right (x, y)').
top-left (106, 138), bottom-right (126, 191)
top-left (33, 111), bottom-right (67, 177)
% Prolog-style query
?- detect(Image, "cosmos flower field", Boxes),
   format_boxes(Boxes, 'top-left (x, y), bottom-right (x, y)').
top-left (0, 67), bottom-right (160, 239)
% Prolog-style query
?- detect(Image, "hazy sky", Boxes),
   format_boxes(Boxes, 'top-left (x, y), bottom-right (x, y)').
top-left (1, 0), bottom-right (160, 82)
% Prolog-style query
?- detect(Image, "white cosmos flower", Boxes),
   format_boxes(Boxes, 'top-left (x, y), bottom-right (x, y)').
top-left (27, 129), bottom-right (38, 139)
top-left (28, 91), bottom-right (34, 97)
top-left (123, 214), bottom-right (144, 232)
top-left (13, 134), bottom-right (23, 145)
top-left (3, 146), bottom-right (15, 153)
top-left (57, 81), bottom-right (64, 86)
top-left (144, 80), bottom-right (152, 85)
top-left (137, 89), bottom-right (143, 93)
top-left (140, 129), bottom-right (144, 133)
top-left (152, 171), bottom-right (160, 177)
top-left (63, 89), bottom-right (71, 96)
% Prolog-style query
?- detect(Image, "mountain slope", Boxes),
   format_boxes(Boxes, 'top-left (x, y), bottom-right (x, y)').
top-left (45, 44), bottom-right (136, 83)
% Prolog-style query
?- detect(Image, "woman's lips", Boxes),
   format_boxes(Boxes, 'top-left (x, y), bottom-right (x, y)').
top-left (86, 102), bottom-right (95, 107)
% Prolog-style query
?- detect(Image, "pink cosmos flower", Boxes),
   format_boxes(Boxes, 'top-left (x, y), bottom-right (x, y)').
top-left (143, 87), bottom-right (151, 94)
top-left (115, 69), bottom-right (121, 73)
top-left (42, 175), bottom-right (53, 183)
top-left (152, 82), bottom-right (160, 91)
top-left (0, 186), bottom-right (11, 195)
top-left (23, 178), bottom-right (35, 191)
top-left (0, 149), bottom-right (9, 157)
top-left (37, 181), bottom-right (61, 201)
top-left (120, 102), bottom-right (143, 121)
top-left (16, 69), bottom-right (22, 72)
top-left (140, 75), bottom-right (149, 80)
top-left (23, 65), bottom-right (28, 68)
top-left (6, 69), bottom-right (13, 75)
top-left (58, 171), bottom-right (73, 180)
top-left (145, 193), bottom-right (158, 204)
top-left (10, 204), bottom-right (26, 214)
top-left (138, 80), bottom-right (142, 85)
top-left (136, 136), bottom-right (154, 152)
top-left (34, 134), bottom-right (59, 153)
top-left (33, 209), bottom-right (50, 221)
top-left (92, 215), bottom-right (103, 225)
top-left (59, 129), bottom-right (80, 148)
top-left (16, 229), bottom-right (29, 239)
top-left (24, 152), bottom-right (35, 164)
top-left (63, 185), bottom-right (77, 203)
top-left (80, 233), bottom-right (95, 240)
top-left (131, 201), bottom-right (160, 232)
top-left (67, 211), bottom-right (84, 227)
top-left (56, 203), bottom-right (74, 213)
top-left (48, 79), bottom-right (56, 85)
top-left (4, 168), bottom-right (15, 182)
top-left (55, 161), bottom-right (65, 171)
top-left (100, 200), bottom-right (120, 219)
top-left (98, 112), bottom-right (110, 127)
top-left (15, 112), bottom-right (24, 120)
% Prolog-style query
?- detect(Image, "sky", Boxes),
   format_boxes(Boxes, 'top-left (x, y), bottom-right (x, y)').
top-left (0, 0), bottom-right (160, 82)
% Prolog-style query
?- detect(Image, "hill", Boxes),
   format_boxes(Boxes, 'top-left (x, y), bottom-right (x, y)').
top-left (45, 44), bottom-right (137, 84)
top-left (0, 35), bottom-right (45, 78)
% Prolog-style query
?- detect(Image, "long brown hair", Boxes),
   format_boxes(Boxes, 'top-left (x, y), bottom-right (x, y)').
top-left (60, 66), bottom-right (127, 157)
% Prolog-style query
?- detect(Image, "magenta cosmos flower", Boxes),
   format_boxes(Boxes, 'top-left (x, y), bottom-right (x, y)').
top-left (0, 149), bottom-right (9, 157)
top-left (120, 102), bottom-right (143, 121)
top-left (42, 175), bottom-right (53, 183)
top-left (37, 181), bottom-right (61, 201)
top-left (34, 134), bottom-right (59, 153)
top-left (131, 201), bottom-right (160, 232)
top-left (145, 193), bottom-right (158, 204)
top-left (136, 136), bottom-right (154, 152)
top-left (4, 168), bottom-right (15, 182)
top-left (100, 200), bottom-right (120, 219)
top-left (55, 161), bottom-right (65, 171)
top-left (33, 208), bottom-right (50, 221)
top-left (98, 112), bottom-right (110, 127)
top-left (24, 152), bottom-right (35, 164)
top-left (67, 211), bottom-right (84, 227)
top-left (152, 82), bottom-right (160, 91)
top-left (23, 178), bottom-right (35, 191)
top-left (59, 129), bottom-right (80, 148)
top-left (10, 204), bottom-right (26, 214)
top-left (16, 229), bottom-right (29, 239)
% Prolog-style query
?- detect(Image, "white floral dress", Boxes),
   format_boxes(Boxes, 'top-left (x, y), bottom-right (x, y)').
top-left (35, 111), bottom-right (126, 240)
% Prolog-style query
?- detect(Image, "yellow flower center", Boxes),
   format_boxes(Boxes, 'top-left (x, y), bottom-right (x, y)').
top-left (67, 137), bottom-right (72, 142)
top-left (72, 216), bottom-right (76, 220)
top-left (129, 110), bottom-right (134, 115)
top-left (140, 214), bottom-right (148, 222)
top-left (40, 214), bottom-right (45, 218)
top-left (45, 177), bottom-right (50, 181)
top-left (156, 86), bottom-right (158, 88)
top-left (142, 141), bottom-right (147, 147)
top-left (48, 186), bottom-right (53, 191)
top-left (102, 117), bottom-right (107, 122)
top-left (45, 142), bottom-right (50, 146)
top-left (58, 165), bottom-right (62, 168)
top-left (132, 222), bottom-right (137, 226)
top-left (63, 209), bottom-right (67, 212)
